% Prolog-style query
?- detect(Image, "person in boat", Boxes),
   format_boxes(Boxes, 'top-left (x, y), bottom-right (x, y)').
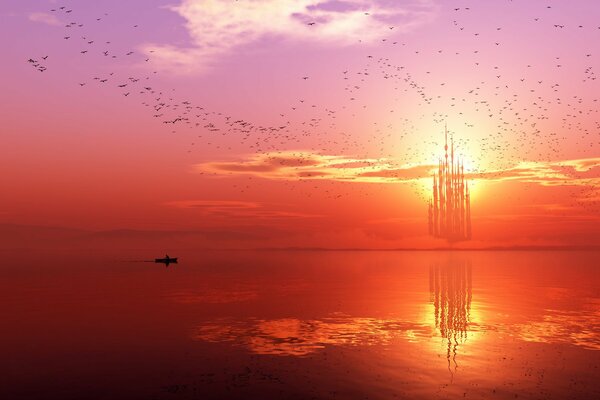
top-left (165, 254), bottom-right (170, 260)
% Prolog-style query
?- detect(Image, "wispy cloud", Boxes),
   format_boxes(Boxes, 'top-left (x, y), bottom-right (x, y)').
top-left (142, 0), bottom-right (438, 73)
top-left (194, 152), bottom-right (600, 192)
top-left (466, 158), bottom-right (600, 187)
top-left (28, 12), bottom-right (61, 26)
top-left (166, 199), bottom-right (321, 219)
top-left (195, 151), bottom-right (431, 182)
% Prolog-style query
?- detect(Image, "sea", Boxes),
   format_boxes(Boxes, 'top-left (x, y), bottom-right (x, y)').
top-left (2, 249), bottom-right (599, 399)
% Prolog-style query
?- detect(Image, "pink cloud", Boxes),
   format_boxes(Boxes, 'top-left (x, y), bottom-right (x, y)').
top-left (28, 12), bottom-right (61, 26)
top-left (141, 0), bottom-right (439, 73)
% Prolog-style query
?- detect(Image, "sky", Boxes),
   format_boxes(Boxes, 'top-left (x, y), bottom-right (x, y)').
top-left (1, 0), bottom-right (599, 249)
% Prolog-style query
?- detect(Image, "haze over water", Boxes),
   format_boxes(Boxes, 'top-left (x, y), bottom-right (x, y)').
top-left (3, 249), bottom-right (599, 399)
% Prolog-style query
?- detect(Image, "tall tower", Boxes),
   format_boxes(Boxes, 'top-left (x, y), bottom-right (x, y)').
top-left (445, 127), bottom-right (452, 238)
top-left (460, 162), bottom-right (465, 238)
top-left (438, 159), bottom-right (445, 236)
top-left (429, 126), bottom-right (472, 242)
top-left (433, 173), bottom-right (439, 236)
top-left (428, 199), bottom-right (433, 235)
top-left (466, 182), bottom-right (472, 240)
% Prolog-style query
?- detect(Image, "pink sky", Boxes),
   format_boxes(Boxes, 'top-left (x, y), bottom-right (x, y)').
top-left (1, 0), bottom-right (599, 248)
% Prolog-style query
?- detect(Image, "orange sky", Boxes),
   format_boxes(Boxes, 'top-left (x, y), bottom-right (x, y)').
top-left (1, 0), bottom-right (599, 248)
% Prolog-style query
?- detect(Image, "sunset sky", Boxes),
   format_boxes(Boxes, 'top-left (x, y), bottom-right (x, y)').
top-left (1, 0), bottom-right (599, 248)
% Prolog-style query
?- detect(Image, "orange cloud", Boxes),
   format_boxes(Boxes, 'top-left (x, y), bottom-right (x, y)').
top-left (194, 152), bottom-right (600, 190)
top-left (467, 158), bottom-right (600, 187)
top-left (358, 165), bottom-right (435, 180)
top-left (195, 151), bottom-right (433, 183)
top-left (166, 199), bottom-right (322, 219)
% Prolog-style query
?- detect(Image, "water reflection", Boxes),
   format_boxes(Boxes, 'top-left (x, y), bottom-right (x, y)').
top-left (189, 255), bottom-right (599, 365)
top-left (429, 260), bottom-right (472, 375)
top-left (191, 260), bottom-right (477, 360)
top-left (193, 315), bottom-right (433, 357)
top-left (515, 303), bottom-right (600, 350)
top-left (5, 250), bottom-right (600, 400)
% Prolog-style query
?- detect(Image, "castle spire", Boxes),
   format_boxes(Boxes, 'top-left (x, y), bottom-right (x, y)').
top-left (451, 134), bottom-right (454, 170)
top-left (444, 123), bottom-right (448, 160)
top-left (429, 125), bottom-right (472, 242)
top-left (466, 181), bottom-right (472, 239)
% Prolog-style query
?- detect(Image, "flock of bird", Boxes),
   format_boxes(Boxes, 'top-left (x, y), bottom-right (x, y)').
top-left (26, 2), bottom-right (599, 211)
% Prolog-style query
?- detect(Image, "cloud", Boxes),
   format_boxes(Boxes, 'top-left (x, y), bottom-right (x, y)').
top-left (142, 0), bottom-right (438, 73)
top-left (358, 164), bottom-right (434, 179)
top-left (467, 158), bottom-right (600, 187)
top-left (555, 158), bottom-right (600, 173)
top-left (166, 199), bottom-right (321, 219)
top-left (168, 200), bottom-right (260, 211)
top-left (211, 154), bottom-right (323, 173)
top-left (195, 151), bottom-right (430, 182)
top-left (28, 12), bottom-right (61, 26)
top-left (194, 152), bottom-right (600, 206)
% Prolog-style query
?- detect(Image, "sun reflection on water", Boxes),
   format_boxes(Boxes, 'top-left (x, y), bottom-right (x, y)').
top-left (193, 315), bottom-right (435, 357)
top-left (189, 259), bottom-right (599, 365)
top-left (428, 260), bottom-right (476, 377)
top-left (514, 305), bottom-right (600, 350)
top-left (191, 260), bottom-right (481, 361)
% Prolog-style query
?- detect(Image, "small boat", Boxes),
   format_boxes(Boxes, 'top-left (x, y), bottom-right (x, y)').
top-left (155, 257), bottom-right (178, 264)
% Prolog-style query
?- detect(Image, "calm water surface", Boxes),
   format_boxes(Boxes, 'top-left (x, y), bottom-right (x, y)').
top-left (2, 250), bottom-right (599, 399)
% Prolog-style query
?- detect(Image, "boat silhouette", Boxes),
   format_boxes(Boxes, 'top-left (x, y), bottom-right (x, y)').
top-left (155, 256), bottom-right (178, 264)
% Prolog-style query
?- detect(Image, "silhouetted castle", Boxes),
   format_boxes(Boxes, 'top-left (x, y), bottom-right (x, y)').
top-left (428, 126), bottom-right (472, 241)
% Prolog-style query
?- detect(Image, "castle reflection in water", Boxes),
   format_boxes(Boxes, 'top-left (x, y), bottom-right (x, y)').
top-left (429, 260), bottom-right (473, 374)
